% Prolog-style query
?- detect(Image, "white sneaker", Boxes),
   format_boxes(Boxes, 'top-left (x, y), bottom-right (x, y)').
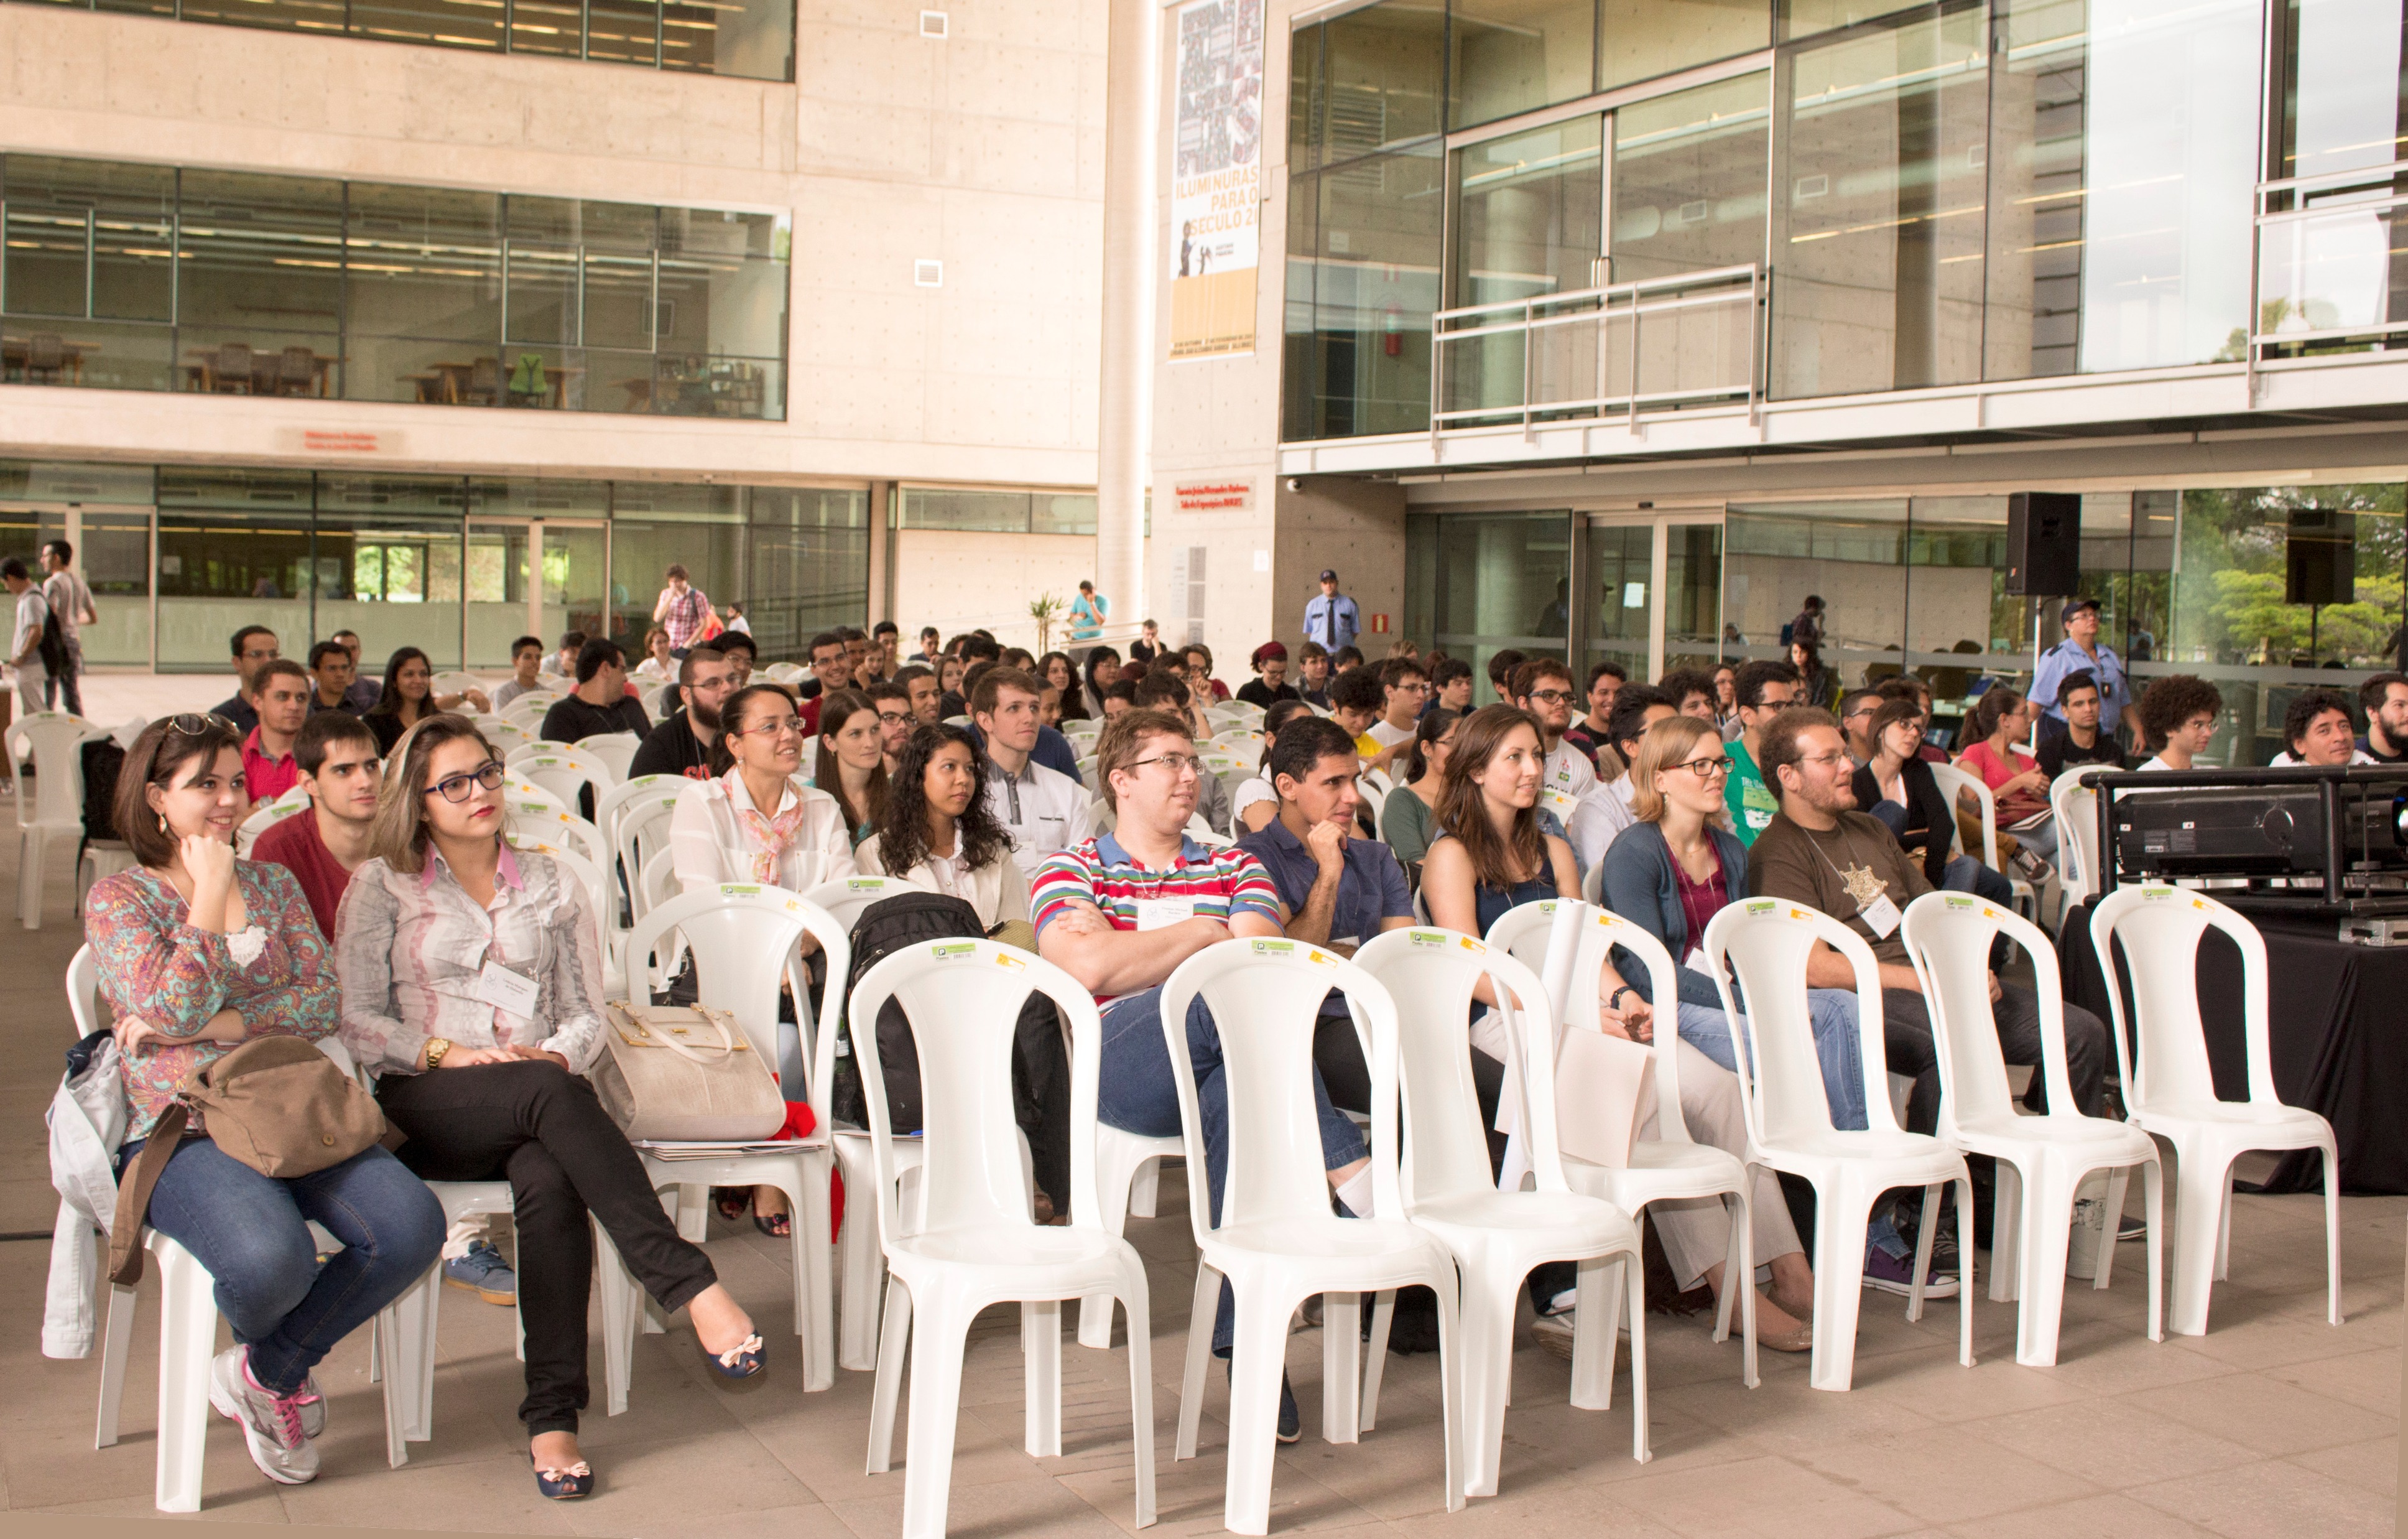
top-left (208, 1347), bottom-right (321, 1485)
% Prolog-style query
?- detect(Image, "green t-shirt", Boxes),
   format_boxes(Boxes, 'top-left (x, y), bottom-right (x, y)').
top-left (1725, 738), bottom-right (1781, 847)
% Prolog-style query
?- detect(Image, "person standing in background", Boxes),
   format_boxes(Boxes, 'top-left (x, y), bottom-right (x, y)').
top-left (1302, 569), bottom-right (1360, 656)
top-left (652, 564), bottom-right (713, 658)
top-left (4, 558), bottom-right (50, 721)
top-left (1069, 580), bottom-right (1108, 642)
top-left (38, 540), bottom-right (94, 718)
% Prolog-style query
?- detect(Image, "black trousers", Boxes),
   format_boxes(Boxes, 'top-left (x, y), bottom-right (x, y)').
top-left (1312, 1013), bottom-right (1509, 1174)
top-left (1879, 984), bottom-right (2111, 1136)
top-left (377, 1060), bottom-right (718, 1436)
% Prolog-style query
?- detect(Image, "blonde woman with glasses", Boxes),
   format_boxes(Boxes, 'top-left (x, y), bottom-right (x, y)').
top-left (337, 714), bottom-right (767, 1500)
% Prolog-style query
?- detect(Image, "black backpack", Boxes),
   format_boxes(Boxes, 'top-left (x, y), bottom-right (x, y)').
top-left (833, 889), bottom-right (1071, 1212)
top-left (35, 601), bottom-right (67, 677)
top-left (81, 738), bottom-right (125, 842)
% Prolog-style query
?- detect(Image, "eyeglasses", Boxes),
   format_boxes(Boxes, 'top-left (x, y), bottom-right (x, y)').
top-left (734, 715), bottom-right (805, 739)
top-left (1393, 681), bottom-right (1431, 695)
top-left (876, 710), bottom-right (912, 726)
top-left (1124, 753), bottom-right (1202, 776)
top-left (1524, 689), bottom-right (1576, 705)
top-left (425, 761), bottom-right (506, 802)
top-left (166, 712), bottom-right (236, 736)
top-left (1796, 750), bottom-right (1853, 770)
top-left (1669, 755), bottom-right (1734, 780)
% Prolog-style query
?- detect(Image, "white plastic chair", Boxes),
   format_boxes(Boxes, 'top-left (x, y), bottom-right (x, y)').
top-left (481, 717), bottom-right (535, 753)
top-left (851, 939), bottom-right (1156, 1539)
top-left (765, 662), bottom-right (805, 684)
top-left (504, 738), bottom-right (575, 768)
top-left (233, 787), bottom-right (310, 858)
top-left (1932, 761), bottom-right (2038, 919)
top-left (606, 783), bottom-right (688, 927)
top-left (505, 806), bottom-right (608, 870)
top-left (575, 730), bottom-right (641, 783)
top-left (1487, 899), bottom-right (1762, 1384)
top-left (2049, 765), bottom-right (2104, 911)
top-left (1160, 939), bottom-right (1465, 1535)
top-left (639, 682), bottom-right (677, 723)
top-left (1702, 898), bottom-right (1976, 1392)
top-left (594, 772), bottom-right (684, 850)
top-left (514, 748), bottom-right (615, 809)
top-left (1901, 891), bottom-right (2163, 1365)
top-left (1354, 927), bottom-right (1650, 1494)
top-left (2088, 885), bottom-right (2342, 1337)
top-left (11, 712), bottom-right (100, 929)
top-left (429, 669), bottom-right (484, 699)
top-left (502, 698), bottom-right (561, 735)
top-left (607, 885), bottom-right (844, 1396)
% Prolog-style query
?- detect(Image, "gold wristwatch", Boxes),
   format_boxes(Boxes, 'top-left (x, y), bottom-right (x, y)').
top-left (424, 1037), bottom-right (453, 1069)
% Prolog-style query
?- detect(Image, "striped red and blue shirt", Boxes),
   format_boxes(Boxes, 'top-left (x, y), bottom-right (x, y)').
top-left (1032, 833), bottom-right (1282, 999)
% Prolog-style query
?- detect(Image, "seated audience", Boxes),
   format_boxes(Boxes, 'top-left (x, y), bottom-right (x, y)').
top-left (538, 639), bottom-right (651, 746)
top-left (2358, 672), bottom-right (2408, 764)
top-left (1876, 675), bottom-right (1952, 763)
top-left (241, 660), bottom-right (314, 805)
top-left (1238, 641), bottom-right (1299, 709)
top-left (1657, 667), bottom-right (1717, 722)
top-left (307, 639), bottom-right (367, 717)
top-left (1483, 648), bottom-right (1524, 705)
top-left (2134, 674), bottom-right (2222, 770)
top-left (672, 683), bottom-right (856, 897)
top-left (632, 626), bottom-right (677, 682)
top-left (1039, 651), bottom-right (1090, 722)
top-left (1836, 687), bottom-right (1882, 765)
top-left (814, 688), bottom-right (889, 845)
top-left (1328, 664), bottom-right (1387, 760)
top-left (627, 647), bottom-right (734, 782)
top-left (1036, 708), bottom-right (1356, 1440)
top-left (1422, 705), bottom-right (1815, 1353)
top-left (716, 631), bottom-right (759, 690)
top-left (1232, 699), bottom-right (1315, 835)
top-left (896, 663), bottom-right (943, 727)
top-left (1712, 664), bottom-right (1741, 740)
top-left (1953, 686), bottom-right (2057, 866)
top-left (1562, 660), bottom-right (1626, 771)
top-left (366, 646), bottom-right (489, 756)
top-left (1723, 659), bottom-right (1803, 847)
top-left (1572, 686), bottom-right (1675, 866)
top-left (1132, 669), bottom-right (1233, 832)
top-left (797, 631), bottom-right (853, 730)
top-left (2271, 687), bottom-right (2375, 766)
top-left (1749, 706), bottom-right (2116, 1286)
top-left (213, 625), bottom-right (280, 735)
top-left (88, 714), bottom-right (442, 1489)
top-left (2034, 670), bottom-right (2128, 780)
top-left (492, 635), bottom-right (551, 711)
top-left (1379, 706), bottom-right (1459, 868)
top-left (859, 723), bottom-right (1031, 928)
top-left (1364, 658), bottom-right (1429, 761)
top-left (972, 666), bottom-right (1095, 875)
top-left (338, 715), bottom-right (766, 1499)
top-left (253, 712), bottom-right (384, 941)
top-left (868, 681), bottom-right (915, 773)
top-left (1081, 645), bottom-right (1124, 715)
top-left (1295, 641), bottom-right (1333, 708)
top-left (1427, 653), bottom-right (1473, 715)
top-left (1852, 696), bottom-right (2018, 906)
top-left (1183, 641), bottom-right (1230, 701)
top-left (543, 630), bottom-right (583, 679)
top-left (1599, 714), bottom-right (1868, 1132)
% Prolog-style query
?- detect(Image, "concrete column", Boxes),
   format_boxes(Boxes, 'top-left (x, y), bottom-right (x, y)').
top-left (1093, 0), bottom-right (1159, 636)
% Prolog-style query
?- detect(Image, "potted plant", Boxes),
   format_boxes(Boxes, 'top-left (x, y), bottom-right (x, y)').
top-left (1029, 592), bottom-right (1064, 653)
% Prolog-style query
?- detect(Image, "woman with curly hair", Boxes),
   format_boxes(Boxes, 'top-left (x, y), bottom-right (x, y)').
top-left (856, 723), bottom-right (1029, 928)
top-left (1038, 651), bottom-right (1089, 722)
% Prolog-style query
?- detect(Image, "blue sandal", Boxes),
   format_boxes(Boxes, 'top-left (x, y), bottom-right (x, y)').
top-left (534, 1459), bottom-right (593, 1499)
top-left (706, 1332), bottom-right (766, 1380)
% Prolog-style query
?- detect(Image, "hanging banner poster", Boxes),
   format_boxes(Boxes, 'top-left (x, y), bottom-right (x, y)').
top-left (1168, 0), bottom-right (1263, 360)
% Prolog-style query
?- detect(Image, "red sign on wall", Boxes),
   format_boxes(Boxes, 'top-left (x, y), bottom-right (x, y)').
top-left (1368, 613), bottom-right (1389, 633)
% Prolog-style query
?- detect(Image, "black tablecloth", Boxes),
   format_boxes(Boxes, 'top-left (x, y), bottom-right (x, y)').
top-left (2056, 899), bottom-right (2408, 1194)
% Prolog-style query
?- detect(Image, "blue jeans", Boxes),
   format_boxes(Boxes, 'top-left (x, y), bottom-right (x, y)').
top-left (130, 1135), bottom-right (445, 1395)
top-left (1096, 985), bottom-right (1368, 1354)
top-left (1942, 853), bottom-right (2015, 903)
top-left (1673, 994), bottom-right (1869, 1132)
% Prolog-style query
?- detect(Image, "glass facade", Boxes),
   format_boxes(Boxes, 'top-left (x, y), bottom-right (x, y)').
top-left (896, 488), bottom-right (1101, 536)
top-left (1407, 485), bottom-right (2405, 767)
top-left (2, 0), bottom-right (794, 80)
top-left (0, 460), bottom-right (866, 671)
top-left (0, 156), bottom-right (790, 419)
top-left (1285, 0), bottom-right (2407, 437)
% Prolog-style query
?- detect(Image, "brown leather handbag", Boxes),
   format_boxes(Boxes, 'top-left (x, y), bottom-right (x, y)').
top-left (108, 1035), bottom-right (389, 1286)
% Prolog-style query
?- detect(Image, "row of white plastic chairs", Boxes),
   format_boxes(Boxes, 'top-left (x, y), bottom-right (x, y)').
top-left (72, 869), bottom-right (2340, 1526)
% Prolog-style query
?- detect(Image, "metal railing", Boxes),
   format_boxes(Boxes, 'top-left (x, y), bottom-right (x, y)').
top-left (2252, 161), bottom-right (2408, 357)
top-left (1429, 263), bottom-right (1762, 439)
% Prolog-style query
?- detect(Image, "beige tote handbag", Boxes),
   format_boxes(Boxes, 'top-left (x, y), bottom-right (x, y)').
top-left (591, 1002), bottom-right (787, 1142)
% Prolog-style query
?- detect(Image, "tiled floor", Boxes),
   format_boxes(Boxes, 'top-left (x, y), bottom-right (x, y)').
top-left (1, 786), bottom-right (2397, 1537)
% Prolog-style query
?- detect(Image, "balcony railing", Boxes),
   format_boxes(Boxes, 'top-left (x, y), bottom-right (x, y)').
top-left (1430, 263), bottom-right (1761, 439)
top-left (2253, 162), bottom-right (2408, 358)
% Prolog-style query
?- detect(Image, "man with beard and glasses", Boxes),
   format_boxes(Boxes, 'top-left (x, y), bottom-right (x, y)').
top-left (628, 647), bottom-right (737, 781)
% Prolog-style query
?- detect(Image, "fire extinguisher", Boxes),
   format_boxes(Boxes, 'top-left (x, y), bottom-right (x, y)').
top-left (1382, 302), bottom-right (1403, 358)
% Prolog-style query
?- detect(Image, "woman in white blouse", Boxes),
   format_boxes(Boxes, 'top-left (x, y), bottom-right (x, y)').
top-left (857, 723), bottom-right (1029, 928)
top-left (670, 683), bottom-right (856, 895)
top-left (668, 682), bottom-right (854, 1235)
top-left (337, 715), bottom-right (766, 1500)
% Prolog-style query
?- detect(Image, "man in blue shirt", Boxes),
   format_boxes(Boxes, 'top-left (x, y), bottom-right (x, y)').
top-left (2030, 597), bottom-right (2132, 744)
top-left (1235, 714), bottom-right (1415, 1127)
top-left (1302, 569), bottom-right (1360, 656)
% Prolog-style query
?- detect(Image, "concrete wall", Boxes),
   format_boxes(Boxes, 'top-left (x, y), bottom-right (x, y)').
top-left (0, 1), bottom-right (1108, 490)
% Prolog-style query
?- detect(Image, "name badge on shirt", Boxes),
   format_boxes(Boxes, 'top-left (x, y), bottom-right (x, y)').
top-left (1859, 893), bottom-right (1903, 940)
top-left (1134, 897), bottom-right (1197, 931)
top-left (1684, 946), bottom-right (1710, 973)
top-left (478, 960), bottom-right (540, 1016)
top-left (1540, 784), bottom-right (1581, 819)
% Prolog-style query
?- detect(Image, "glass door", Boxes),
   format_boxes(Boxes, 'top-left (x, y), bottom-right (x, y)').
top-left (1582, 511), bottom-right (1725, 681)
top-left (465, 516), bottom-right (608, 666)
top-left (1405, 509), bottom-right (1576, 684)
top-left (0, 502), bottom-right (155, 669)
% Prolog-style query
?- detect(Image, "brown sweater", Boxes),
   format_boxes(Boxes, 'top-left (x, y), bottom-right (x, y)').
top-left (1744, 810), bottom-right (1932, 967)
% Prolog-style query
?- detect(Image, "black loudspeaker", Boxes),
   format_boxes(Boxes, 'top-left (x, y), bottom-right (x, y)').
top-left (2005, 491), bottom-right (2082, 596)
top-left (2285, 508), bottom-right (2356, 606)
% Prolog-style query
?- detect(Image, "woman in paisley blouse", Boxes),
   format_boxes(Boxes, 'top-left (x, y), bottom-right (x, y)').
top-left (335, 714), bottom-right (766, 1500)
top-left (84, 714), bottom-right (443, 1490)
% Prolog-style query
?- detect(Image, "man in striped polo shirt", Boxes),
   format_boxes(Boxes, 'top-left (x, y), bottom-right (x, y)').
top-left (1034, 707), bottom-right (1372, 1443)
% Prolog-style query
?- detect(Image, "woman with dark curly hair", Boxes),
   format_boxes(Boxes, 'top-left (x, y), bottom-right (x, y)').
top-left (856, 723), bottom-right (1029, 927)
top-left (1038, 651), bottom-right (1089, 721)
